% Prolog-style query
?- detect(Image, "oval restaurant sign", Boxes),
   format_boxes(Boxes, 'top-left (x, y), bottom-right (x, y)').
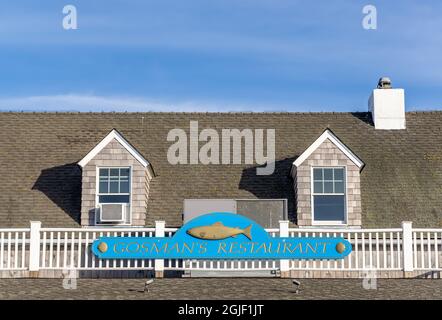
top-left (92, 212), bottom-right (352, 259)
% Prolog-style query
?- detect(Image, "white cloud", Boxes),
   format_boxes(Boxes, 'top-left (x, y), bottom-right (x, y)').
top-left (0, 94), bottom-right (284, 112)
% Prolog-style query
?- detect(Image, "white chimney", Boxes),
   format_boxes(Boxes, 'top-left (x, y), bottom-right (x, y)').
top-left (368, 77), bottom-right (406, 130)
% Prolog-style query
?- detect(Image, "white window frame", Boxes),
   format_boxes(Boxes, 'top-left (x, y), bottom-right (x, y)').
top-left (95, 166), bottom-right (133, 226)
top-left (311, 166), bottom-right (348, 226)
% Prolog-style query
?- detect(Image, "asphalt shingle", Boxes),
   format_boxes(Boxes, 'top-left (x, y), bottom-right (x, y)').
top-left (0, 112), bottom-right (441, 228)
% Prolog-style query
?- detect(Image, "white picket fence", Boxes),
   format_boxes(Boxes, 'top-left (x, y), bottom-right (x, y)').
top-left (0, 221), bottom-right (441, 276)
top-left (0, 229), bottom-right (29, 270)
top-left (287, 228), bottom-right (404, 271)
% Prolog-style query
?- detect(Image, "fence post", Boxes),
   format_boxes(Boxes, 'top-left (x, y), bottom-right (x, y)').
top-left (402, 221), bottom-right (414, 275)
top-left (154, 221), bottom-right (165, 278)
top-left (279, 220), bottom-right (290, 278)
top-left (29, 221), bottom-right (41, 274)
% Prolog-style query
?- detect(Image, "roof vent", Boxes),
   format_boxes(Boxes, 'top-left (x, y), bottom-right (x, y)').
top-left (377, 77), bottom-right (392, 89)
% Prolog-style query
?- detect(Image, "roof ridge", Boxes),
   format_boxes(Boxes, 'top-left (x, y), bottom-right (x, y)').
top-left (1, 110), bottom-right (442, 115)
top-left (0, 111), bottom-right (369, 115)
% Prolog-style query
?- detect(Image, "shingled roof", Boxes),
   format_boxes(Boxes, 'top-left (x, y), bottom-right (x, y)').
top-left (0, 112), bottom-right (441, 228)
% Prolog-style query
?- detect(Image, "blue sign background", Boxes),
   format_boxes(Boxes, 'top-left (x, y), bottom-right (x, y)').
top-left (92, 212), bottom-right (352, 259)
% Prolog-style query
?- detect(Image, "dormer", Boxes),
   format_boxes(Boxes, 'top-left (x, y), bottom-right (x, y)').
top-left (291, 129), bottom-right (364, 227)
top-left (78, 129), bottom-right (154, 226)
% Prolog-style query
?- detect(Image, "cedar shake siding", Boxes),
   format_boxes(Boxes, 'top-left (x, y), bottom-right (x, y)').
top-left (80, 138), bottom-right (152, 226)
top-left (0, 112), bottom-right (441, 228)
top-left (293, 138), bottom-right (362, 227)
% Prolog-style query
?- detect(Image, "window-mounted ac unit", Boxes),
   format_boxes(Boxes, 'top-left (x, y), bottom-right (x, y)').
top-left (99, 203), bottom-right (128, 223)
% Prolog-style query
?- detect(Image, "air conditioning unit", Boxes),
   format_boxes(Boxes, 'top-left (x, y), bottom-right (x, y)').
top-left (99, 203), bottom-right (128, 223)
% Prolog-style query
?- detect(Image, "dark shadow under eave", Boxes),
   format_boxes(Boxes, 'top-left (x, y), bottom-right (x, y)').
top-left (32, 163), bottom-right (82, 225)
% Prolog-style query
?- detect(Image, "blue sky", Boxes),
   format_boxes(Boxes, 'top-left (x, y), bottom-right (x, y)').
top-left (0, 1), bottom-right (441, 112)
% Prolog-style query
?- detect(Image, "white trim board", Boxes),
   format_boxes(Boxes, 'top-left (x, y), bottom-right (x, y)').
top-left (292, 129), bottom-right (364, 168)
top-left (78, 129), bottom-right (150, 168)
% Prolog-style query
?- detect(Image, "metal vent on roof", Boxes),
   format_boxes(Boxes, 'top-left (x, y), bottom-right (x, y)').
top-left (377, 77), bottom-right (392, 89)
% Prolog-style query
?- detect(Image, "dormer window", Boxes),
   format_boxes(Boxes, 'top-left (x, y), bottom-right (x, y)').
top-left (291, 129), bottom-right (363, 227)
top-left (78, 129), bottom-right (154, 226)
top-left (97, 167), bottom-right (131, 225)
top-left (312, 167), bottom-right (346, 225)
top-left (98, 168), bottom-right (130, 199)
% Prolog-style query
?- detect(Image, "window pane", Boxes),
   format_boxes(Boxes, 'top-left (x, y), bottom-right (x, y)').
top-left (334, 168), bottom-right (344, 181)
top-left (323, 168), bottom-right (333, 180)
top-left (324, 181), bottom-right (334, 193)
top-left (334, 181), bottom-right (344, 193)
top-left (313, 181), bottom-right (323, 193)
top-left (99, 181), bottom-right (108, 193)
top-left (120, 181), bottom-right (129, 193)
top-left (120, 168), bottom-right (130, 177)
top-left (313, 168), bottom-right (323, 181)
top-left (110, 168), bottom-right (119, 177)
top-left (99, 168), bottom-right (109, 177)
top-left (120, 176), bottom-right (129, 182)
top-left (314, 195), bottom-right (345, 221)
top-left (109, 181), bottom-right (119, 193)
top-left (99, 195), bottom-right (130, 203)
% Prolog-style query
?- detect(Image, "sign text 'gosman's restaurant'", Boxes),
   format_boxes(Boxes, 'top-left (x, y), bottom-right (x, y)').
top-left (92, 213), bottom-right (352, 260)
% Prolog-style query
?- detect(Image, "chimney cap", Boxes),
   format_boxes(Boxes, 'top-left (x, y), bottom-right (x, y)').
top-left (377, 77), bottom-right (392, 89)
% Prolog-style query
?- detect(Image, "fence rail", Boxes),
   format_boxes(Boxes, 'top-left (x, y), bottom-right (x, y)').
top-left (288, 228), bottom-right (404, 271)
top-left (39, 228), bottom-right (156, 270)
top-left (0, 228), bottom-right (30, 270)
top-left (412, 229), bottom-right (442, 270)
top-left (0, 221), bottom-right (441, 276)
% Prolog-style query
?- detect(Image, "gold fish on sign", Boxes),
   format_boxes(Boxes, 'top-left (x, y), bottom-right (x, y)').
top-left (186, 222), bottom-right (252, 240)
